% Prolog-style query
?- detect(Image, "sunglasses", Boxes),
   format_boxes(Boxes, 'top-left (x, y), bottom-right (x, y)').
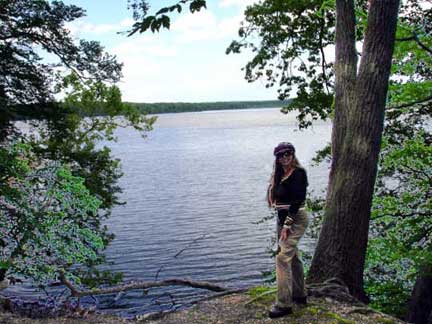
top-left (277, 152), bottom-right (292, 159)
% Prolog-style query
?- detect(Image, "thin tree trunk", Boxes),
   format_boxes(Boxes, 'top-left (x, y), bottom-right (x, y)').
top-left (308, 0), bottom-right (400, 302)
top-left (407, 264), bottom-right (432, 324)
top-left (0, 87), bottom-right (10, 141)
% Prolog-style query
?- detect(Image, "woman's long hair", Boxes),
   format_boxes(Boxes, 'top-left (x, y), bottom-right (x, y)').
top-left (267, 155), bottom-right (303, 207)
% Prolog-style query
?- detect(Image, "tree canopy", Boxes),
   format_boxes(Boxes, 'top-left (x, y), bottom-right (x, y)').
top-left (0, 0), bottom-right (124, 137)
top-left (0, 0), bottom-right (154, 288)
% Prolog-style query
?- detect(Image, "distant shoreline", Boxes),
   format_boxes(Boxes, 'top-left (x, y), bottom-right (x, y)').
top-left (128, 100), bottom-right (291, 115)
top-left (11, 100), bottom-right (291, 121)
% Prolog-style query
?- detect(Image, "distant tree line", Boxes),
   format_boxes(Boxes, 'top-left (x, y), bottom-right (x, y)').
top-left (129, 100), bottom-right (292, 114)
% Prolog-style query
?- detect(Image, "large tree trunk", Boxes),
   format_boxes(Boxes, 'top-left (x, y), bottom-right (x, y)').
top-left (307, 0), bottom-right (400, 302)
top-left (407, 264), bottom-right (432, 324)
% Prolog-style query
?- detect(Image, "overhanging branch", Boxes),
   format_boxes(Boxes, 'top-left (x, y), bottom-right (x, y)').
top-left (387, 95), bottom-right (432, 111)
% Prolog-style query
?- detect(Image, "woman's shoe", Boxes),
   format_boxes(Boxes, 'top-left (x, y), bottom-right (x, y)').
top-left (268, 305), bottom-right (293, 318)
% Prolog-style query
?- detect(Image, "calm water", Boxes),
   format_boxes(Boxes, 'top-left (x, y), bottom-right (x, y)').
top-left (6, 108), bottom-right (332, 318)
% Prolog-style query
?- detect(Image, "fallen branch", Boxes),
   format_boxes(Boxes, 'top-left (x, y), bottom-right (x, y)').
top-left (59, 272), bottom-right (228, 298)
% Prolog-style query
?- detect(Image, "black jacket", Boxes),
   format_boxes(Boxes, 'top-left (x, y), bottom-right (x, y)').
top-left (274, 167), bottom-right (308, 216)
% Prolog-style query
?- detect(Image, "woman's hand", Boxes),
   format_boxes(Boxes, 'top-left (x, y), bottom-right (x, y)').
top-left (280, 227), bottom-right (291, 241)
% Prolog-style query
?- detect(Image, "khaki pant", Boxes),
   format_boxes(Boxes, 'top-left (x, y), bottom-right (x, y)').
top-left (275, 208), bottom-right (309, 308)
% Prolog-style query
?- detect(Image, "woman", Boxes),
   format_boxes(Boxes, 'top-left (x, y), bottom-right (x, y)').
top-left (267, 142), bottom-right (309, 319)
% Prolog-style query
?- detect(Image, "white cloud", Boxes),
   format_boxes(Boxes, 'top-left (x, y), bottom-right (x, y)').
top-left (218, 14), bottom-right (243, 37)
top-left (112, 36), bottom-right (177, 59)
top-left (115, 48), bottom-right (277, 103)
top-left (63, 3), bottom-right (276, 103)
top-left (171, 11), bottom-right (218, 42)
top-left (219, 0), bottom-right (257, 8)
top-left (66, 18), bottom-right (134, 37)
top-left (171, 10), bottom-right (242, 43)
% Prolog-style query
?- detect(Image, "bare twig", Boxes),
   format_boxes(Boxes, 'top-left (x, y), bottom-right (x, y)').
top-left (174, 234), bottom-right (207, 258)
top-left (155, 266), bottom-right (164, 281)
top-left (153, 234), bottom-right (207, 281)
top-left (244, 288), bottom-right (277, 305)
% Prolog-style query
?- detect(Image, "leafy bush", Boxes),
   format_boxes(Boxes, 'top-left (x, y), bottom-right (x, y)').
top-left (364, 134), bottom-right (432, 316)
top-left (0, 142), bottom-right (108, 285)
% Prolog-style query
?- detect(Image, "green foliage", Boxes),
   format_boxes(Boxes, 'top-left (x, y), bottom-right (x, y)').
top-left (0, 142), bottom-right (107, 284)
top-left (226, 0), bottom-right (336, 128)
top-left (0, 0), bottom-right (154, 290)
top-left (128, 0), bottom-right (206, 35)
top-left (365, 261), bottom-right (411, 318)
top-left (365, 134), bottom-right (432, 316)
top-left (7, 73), bottom-right (156, 287)
top-left (311, 143), bottom-right (331, 165)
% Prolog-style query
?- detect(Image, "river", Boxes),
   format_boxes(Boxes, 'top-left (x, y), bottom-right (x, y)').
top-left (6, 108), bottom-right (332, 318)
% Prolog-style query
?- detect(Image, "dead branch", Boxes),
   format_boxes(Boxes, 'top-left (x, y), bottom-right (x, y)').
top-left (154, 265), bottom-right (164, 281)
top-left (59, 272), bottom-right (228, 298)
top-left (174, 234), bottom-right (207, 258)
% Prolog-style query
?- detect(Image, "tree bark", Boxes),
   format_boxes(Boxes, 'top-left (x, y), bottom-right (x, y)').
top-left (308, 0), bottom-right (400, 302)
top-left (407, 264), bottom-right (432, 324)
top-left (0, 86), bottom-right (11, 141)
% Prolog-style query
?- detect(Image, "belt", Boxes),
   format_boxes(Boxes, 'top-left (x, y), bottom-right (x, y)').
top-left (274, 203), bottom-right (306, 211)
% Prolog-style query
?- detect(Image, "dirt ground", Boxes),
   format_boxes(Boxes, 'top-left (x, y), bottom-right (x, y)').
top-left (0, 291), bottom-right (406, 324)
top-left (137, 293), bottom-right (406, 324)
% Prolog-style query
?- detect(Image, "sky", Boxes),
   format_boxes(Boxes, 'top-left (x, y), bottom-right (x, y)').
top-left (63, 0), bottom-right (278, 103)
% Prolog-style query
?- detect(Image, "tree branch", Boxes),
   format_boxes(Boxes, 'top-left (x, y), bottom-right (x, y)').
top-left (387, 95), bottom-right (432, 111)
top-left (401, 162), bottom-right (432, 182)
top-left (174, 234), bottom-right (207, 258)
top-left (375, 211), bottom-right (431, 220)
top-left (396, 32), bottom-right (432, 56)
top-left (396, 36), bottom-right (416, 42)
top-left (335, 0), bottom-right (357, 83)
top-left (59, 272), bottom-right (228, 298)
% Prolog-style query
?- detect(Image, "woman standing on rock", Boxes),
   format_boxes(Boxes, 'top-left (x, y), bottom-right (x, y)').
top-left (267, 142), bottom-right (309, 319)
